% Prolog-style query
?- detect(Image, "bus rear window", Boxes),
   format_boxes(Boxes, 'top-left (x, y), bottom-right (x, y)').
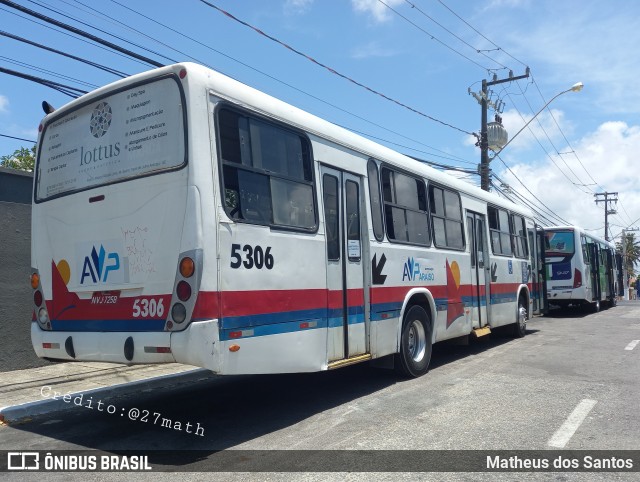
top-left (545, 231), bottom-right (575, 255)
top-left (36, 75), bottom-right (186, 202)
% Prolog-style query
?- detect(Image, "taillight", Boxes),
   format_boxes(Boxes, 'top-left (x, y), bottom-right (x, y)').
top-left (165, 250), bottom-right (202, 331)
top-left (31, 268), bottom-right (51, 330)
top-left (171, 303), bottom-right (186, 323)
top-left (179, 257), bottom-right (195, 278)
top-left (573, 268), bottom-right (582, 288)
top-left (176, 281), bottom-right (191, 301)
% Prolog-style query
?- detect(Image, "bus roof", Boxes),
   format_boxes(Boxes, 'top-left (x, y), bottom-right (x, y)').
top-left (545, 226), bottom-right (615, 248)
top-left (39, 62), bottom-right (533, 219)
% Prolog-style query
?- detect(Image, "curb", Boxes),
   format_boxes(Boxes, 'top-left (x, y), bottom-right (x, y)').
top-left (0, 368), bottom-right (211, 424)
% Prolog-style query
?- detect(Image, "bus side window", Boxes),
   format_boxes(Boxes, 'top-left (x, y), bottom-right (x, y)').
top-left (429, 185), bottom-right (464, 250)
top-left (488, 206), bottom-right (513, 256)
top-left (581, 235), bottom-right (590, 263)
top-left (218, 108), bottom-right (316, 230)
top-left (381, 167), bottom-right (430, 246)
top-left (510, 214), bottom-right (528, 258)
top-left (367, 159), bottom-right (384, 242)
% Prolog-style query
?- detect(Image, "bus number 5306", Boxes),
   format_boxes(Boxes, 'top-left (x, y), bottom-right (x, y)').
top-left (133, 298), bottom-right (165, 318)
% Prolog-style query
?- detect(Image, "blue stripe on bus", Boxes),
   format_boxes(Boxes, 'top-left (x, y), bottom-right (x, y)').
top-left (50, 319), bottom-right (166, 331)
top-left (220, 313), bottom-right (367, 341)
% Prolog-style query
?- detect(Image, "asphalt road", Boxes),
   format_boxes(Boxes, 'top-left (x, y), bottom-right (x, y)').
top-left (1, 301), bottom-right (639, 480)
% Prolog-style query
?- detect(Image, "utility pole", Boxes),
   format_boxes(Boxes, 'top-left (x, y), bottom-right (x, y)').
top-left (621, 227), bottom-right (639, 300)
top-left (472, 68), bottom-right (529, 191)
top-left (594, 192), bottom-right (618, 241)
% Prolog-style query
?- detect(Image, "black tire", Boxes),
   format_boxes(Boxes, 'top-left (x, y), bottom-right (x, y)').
top-left (395, 305), bottom-right (432, 378)
top-left (591, 300), bottom-right (600, 313)
top-left (511, 296), bottom-right (527, 338)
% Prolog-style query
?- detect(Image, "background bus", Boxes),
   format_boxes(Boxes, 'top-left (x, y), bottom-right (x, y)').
top-left (544, 226), bottom-right (618, 312)
top-left (31, 62), bottom-right (544, 378)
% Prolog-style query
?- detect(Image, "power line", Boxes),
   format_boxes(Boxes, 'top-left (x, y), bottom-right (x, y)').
top-left (402, 0), bottom-right (509, 70)
top-left (0, 0), bottom-right (163, 68)
top-left (491, 177), bottom-right (557, 226)
top-left (433, 0), bottom-right (528, 68)
top-left (501, 88), bottom-right (592, 195)
top-left (490, 180), bottom-right (553, 226)
top-left (530, 78), bottom-right (600, 189)
top-left (199, 0), bottom-right (474, 136)
top-left (0, 133), bottom-right (36, 143)
top-left (512, 80), bottom-right (594, 192)
top-left (492, 154), bottom-right (570, 225)
top-left (24, 0), bottom-right (176, 65)
top-left (0, 29), bottom-right (127, 77)
top-left (1, 55), bottom-right (99, 88)
top-left (105, 0), bottom-right (475, 168)
top-left (0, 6), bottom-right (150, 68)
top-left (341, 124), bottom-right (477, 166)
top-left (0, 66), bottom-right (87, 97)
top-left (379, 0), bottom-right (501, 72)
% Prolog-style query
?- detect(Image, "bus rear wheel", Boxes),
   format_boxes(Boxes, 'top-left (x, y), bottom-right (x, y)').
top-left (395, 305), bottom-right (432, 378)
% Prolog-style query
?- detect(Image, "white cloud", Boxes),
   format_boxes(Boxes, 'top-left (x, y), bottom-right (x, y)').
top-left (499, 108), bottom-right (569, 152)
top-left (0, 95), bottom-right (8, 113)
top-left (498, 121), bottom-right (640, 237)
top-left (490, 1), bottom-right (640, 115)
top-left (351, 0), bottom-right (404, 24)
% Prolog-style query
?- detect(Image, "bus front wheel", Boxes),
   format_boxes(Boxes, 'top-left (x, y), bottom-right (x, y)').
top-left (512, 297), bottom-right (527, 338)
top-left (395, 305), bottom-right (432, 378)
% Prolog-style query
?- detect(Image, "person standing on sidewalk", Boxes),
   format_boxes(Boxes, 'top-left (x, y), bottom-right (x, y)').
top-left (636, 278), bottom-right (640, 300)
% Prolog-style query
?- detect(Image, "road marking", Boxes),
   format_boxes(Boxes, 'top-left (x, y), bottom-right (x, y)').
top-left (547, 399), bottom-right (597, 448)
top-left (625, 340), bottom-right (640, 351)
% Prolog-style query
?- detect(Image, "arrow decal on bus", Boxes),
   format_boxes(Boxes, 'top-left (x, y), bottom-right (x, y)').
top-left (372, 253), bottom-right (387, 285)
top-left (491, 262), bottom-right (498, 282)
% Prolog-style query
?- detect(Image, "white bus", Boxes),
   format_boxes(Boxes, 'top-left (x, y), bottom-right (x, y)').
top-left (544, 226), bottom-right (618, 312)
top-left (31, 62), bottom-right (544, 378)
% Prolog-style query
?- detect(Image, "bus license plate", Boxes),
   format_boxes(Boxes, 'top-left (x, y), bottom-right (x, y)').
top-left (91, 291), bottom-right (121, 305)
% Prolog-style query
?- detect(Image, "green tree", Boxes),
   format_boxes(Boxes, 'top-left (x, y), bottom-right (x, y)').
top-left (616, 232), bottom-right (640, 279)
top-left (0, 145), bottom-right (36, 172)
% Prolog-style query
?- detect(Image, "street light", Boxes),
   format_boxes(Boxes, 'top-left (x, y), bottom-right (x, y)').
top-left (479, 81), bottom-right (584, 191)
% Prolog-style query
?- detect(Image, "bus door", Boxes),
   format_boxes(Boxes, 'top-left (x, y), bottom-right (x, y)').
top-left (615, 253), bottom-right (624, 297)
top-left (466, 212), bottom-right (490, 328)
top-left (605, 249), bottom-right (615, 300)
top-left (588, 243), bottom-right (601, 301)
top-left (321, 167), bottom-right (367, 362)
top-left (535, 228), bottom-right (549, 314)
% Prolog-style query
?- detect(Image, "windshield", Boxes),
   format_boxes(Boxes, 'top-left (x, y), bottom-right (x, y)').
top-left (545, 230), bottom-right (575, 255)
top-left (36, 75), bottom-right (186, 202)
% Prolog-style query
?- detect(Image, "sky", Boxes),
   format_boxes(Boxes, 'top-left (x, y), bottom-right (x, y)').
top-left (1, 0), bottom-right (639, 242)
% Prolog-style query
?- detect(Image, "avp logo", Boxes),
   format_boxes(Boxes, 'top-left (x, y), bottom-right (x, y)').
top-left (402, 257), bottom-right (421, 281)
top-left (81, 244), bottom-right (120, 284)
top-left (402, 257), bottom-right (435, 282)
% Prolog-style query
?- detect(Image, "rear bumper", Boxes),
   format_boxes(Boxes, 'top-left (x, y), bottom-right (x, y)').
top-left (31, 320), bottom-right (221, 371)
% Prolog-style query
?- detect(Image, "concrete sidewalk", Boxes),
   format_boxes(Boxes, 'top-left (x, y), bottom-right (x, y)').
top-left (0, 361), bottom-right (209, 424)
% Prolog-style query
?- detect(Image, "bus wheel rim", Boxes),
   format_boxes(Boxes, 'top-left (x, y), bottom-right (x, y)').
top-left (408, 320), bottom-right (426, 363)
top-left (518, 304), bottom-right (527, 328)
